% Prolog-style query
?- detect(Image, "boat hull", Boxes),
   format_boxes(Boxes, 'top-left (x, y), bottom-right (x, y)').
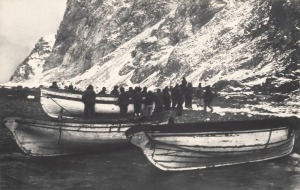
top-left (126, 118), bottom-right (296, 171)
top-left (4, 115), bottom-right (168, 156)
top-left (40, 88), bottom-right (141, 118)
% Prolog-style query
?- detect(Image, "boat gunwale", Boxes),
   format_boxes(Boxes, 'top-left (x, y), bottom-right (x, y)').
top-left (4, 111), bottom-right (169, 125)
top-left (41, 93), bottom-right (119, 104)
top-left (125, 117), bottom-right (295, 136)
top-left (148, 127), bottom-right (289, 136)
top-left (151, 134), bottom-right (293, 150)
top-left (150, 133), bottom-right (295, 154)
top-left (40, 88), bottom-right (139, 104)
top-left (18, 122), bottom-right (130, 132)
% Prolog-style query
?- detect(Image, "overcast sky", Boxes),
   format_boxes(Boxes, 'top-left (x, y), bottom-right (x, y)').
top-left (0, 0), bottom-right (67, 83)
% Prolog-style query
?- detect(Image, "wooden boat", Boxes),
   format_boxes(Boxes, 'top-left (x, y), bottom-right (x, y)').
top-left (125, 117), bottom-right (296, 171)
top-left (3, 113), bottom-right (168, 156)
top-left (40, 88), bottom-right (142, 118)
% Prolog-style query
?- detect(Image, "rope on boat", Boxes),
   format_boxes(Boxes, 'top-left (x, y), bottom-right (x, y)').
top-left (57, 107), bottom-right (63, 144)
top-left (57, 125), bottom-right (62, 145)
top-left (42, 95), bottom-right (83, 142)
top-left (263, 129), bottom-right (273, 150)
top-left (118, 123), bottom-right (121, 132)
top-left (145, 133), bottom-right (156, 158)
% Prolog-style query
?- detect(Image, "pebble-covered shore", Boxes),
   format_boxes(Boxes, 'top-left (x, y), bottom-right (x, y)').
top-left (1, 89), bottom-right (299, 155)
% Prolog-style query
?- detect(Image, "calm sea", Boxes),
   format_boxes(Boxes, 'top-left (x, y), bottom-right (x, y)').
top-left (1, 145), bottom-right (300, 190)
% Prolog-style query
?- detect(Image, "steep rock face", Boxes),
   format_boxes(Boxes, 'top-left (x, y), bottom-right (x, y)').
top-left (156, 0), bottom-right (300, 88)
top-left (42, 0), bottom-right (179, 82)
top-left (10, 0), bottom-right (300, 93)
top-left (10, 35), bottom-right (55, 85)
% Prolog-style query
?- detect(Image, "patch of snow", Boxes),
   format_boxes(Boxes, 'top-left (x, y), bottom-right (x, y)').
top-left (42, 34), bottom-right (56, 48)
top-left (276, 77), bottom-right (294, 85)
top-left (187, 98), bottom-right (299, 118)
top-left (229, 86), bottom-right (243, 91)
top-left (244, 77), bottom-right (268, 86)
top-left (145, 36), bottom-right (158, 43)
top-left (286, 101), bottom-right (300, 106)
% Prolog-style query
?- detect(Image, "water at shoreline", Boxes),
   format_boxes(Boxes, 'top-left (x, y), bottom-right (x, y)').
top-left (1, 145), bottom-right (300, 190)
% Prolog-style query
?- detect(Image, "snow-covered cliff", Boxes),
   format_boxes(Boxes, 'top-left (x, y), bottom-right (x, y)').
top-left (9, 0), bottom-right (300, 93)
top-left (9, 34), bottom-right (55, 86)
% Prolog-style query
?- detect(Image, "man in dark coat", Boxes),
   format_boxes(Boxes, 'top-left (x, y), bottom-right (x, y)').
top-left (110, 85), bottom-right (119, 96)
top-left (171, 84), bottom-right (180, 108)
top-left (98, 87), bottom-right (107, 96)
top-left (143, 91), bottom-right (155, 115)
top-left (127, 87), bottom-right (134, 98)
top-left (196, 83), bottom-right (203, 107)
top-left (181, 77), bottom-right (187, 93)
top-left (185, 83), bottom-right (194, 108)
top-left (118, 87), bottom-right (130, 117)
top-left (176, 88), bottom-right (184, 116)
top-left (153, 89), bottom-right (164, 114)
top-left (49, 81), bottom-right (59, 89)
top-left (163, 86), bottom-right (171, 110)
top-left (68, 84), bottom-right (74, 91)
top-left (133, 87), bottom-right (143, 116)
top-left (82, 85), bottom-right (96, 118)
top-left (203, 85), bottom-right (213, 112)
top-left (182, 77), bottom-right (187, 87)
top-left (141, 87), bottom-right (148, 96)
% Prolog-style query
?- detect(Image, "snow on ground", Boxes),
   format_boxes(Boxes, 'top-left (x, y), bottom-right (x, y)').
top-left (243, 77), bottom-right (268, 86)
top-left (187, 99), bottom-right (300, 118)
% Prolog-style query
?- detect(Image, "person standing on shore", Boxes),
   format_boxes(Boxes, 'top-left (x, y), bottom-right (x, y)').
top-left (184, 83), bottom-right (194, 108)
top-left (203, 85), bottom-right (213, 112)
top-left (68, 84), bottom-right (74, 91)
top-left (154, 89), bottom-right (164, 114)
top-left (111, 85), bottom-right (119, 96)
top-left (49, 81), bottom-right (59, 89)
top-left (117, 87), bottom-right (130, 117)
top-left (163, 86), bottom-right (171, 110)
top-left (176, 88), bottom-right (184, 116)
top-left (82, 85), bottom-right (96, 118)
top-left (133, 87), bottom-right (143, 116)
top-left (171, 84), bottom-right (180, 108)
top-left (196, 83), bottom-right (203, 107)
top-left (98, 87), bottom-right (107, 96)
top-left (182, 77), bottom-right (187, 89)
top-left (142, 87), bottom-right (148, 96)
top-left (143, 91), bottom-right (155, 115)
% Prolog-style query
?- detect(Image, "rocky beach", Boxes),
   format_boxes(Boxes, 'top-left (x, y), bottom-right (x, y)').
top-left (1, 86), bottom-right (299, 155)
top-left (0, 87), bottom-right (300, 190)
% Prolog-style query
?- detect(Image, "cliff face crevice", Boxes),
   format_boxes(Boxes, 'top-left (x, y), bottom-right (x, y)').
top-left (10, 0), bottom-right (300, 95)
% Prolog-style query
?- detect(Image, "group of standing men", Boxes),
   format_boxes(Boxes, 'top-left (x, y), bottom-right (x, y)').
top-left (169, 77), bottom-right (214, 115)
top-left (80, 77), bottom-right (214, 118)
